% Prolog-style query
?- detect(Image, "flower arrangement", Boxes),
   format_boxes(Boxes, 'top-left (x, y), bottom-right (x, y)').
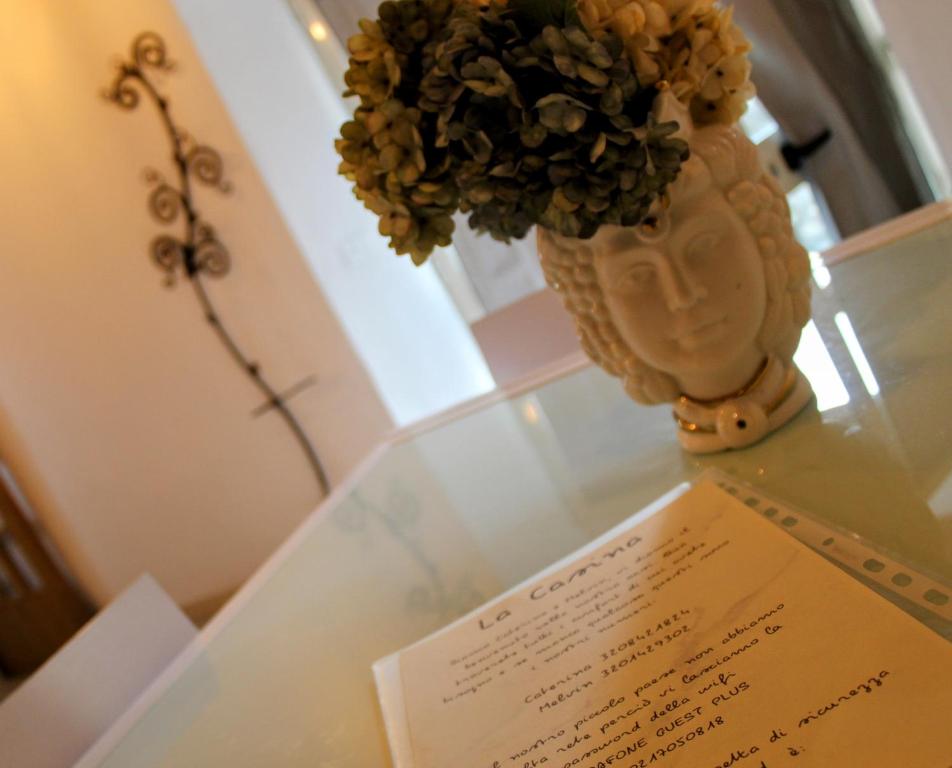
top-left (336, 0), bottom-right (753, 264)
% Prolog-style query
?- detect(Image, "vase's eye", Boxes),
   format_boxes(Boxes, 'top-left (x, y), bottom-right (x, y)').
top-left (607, 229), bottom-right (640, 253)
top-left (618, 263), bottom-right (656, 292)
top-left (686, 231), bottom-right (723, 260)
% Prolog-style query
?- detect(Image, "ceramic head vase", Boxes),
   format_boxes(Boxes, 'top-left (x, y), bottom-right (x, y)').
top-left (538, 96), bottom-right (814, 453)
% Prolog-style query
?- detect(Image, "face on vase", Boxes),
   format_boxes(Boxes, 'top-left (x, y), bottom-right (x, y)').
top-left (591, 185), bottom-right (767, 382)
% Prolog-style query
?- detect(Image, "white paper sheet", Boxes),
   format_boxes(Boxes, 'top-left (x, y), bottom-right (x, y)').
top-left (376, 476), bottom-right (952, 767)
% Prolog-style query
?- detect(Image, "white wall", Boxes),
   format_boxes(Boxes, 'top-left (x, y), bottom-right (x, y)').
top-left (173, 0), bottom-right (495, 426)
top-left (871, 0), bottom-right (952, 184)
top-left (0, 0), bottom-right (392, 608)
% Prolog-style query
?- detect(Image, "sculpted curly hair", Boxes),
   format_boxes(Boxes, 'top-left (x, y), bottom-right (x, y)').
top-left (538, 124), bottom-right (811, 404)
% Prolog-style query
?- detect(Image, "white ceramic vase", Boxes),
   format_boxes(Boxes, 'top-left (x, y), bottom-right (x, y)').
top-left (538, 97), bottom-right (814, 453)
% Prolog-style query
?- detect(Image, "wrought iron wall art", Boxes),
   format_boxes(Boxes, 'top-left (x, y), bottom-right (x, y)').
top-left (104, 31), bottom-right (330, 497)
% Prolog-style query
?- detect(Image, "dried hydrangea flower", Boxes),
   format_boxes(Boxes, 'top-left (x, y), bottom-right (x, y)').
top-left (344, 19), bottom-right (402, 105)
top-left (334, 0), bottom-right (708, 261)
top-left (576, 0), bottom-right (754, 125)
top-left (337, 0), bottom-right (459, 263)
top-left (419, 2), bottom-right (688, 242)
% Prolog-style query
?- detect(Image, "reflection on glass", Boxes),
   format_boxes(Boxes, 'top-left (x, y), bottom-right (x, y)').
top-left (308, 21), bottom-right (328, 41)
top-left (793, 320), bottom-right (850, 412)
top-left (788, 182), bottom-right (838, 254)
top-left (522, 402), bottom-right (540, 425)
top-left (928, 473), bottom-right (952, 520)
top-left (835, 311), bottom-right (881, 397)
top-left (739, 97), bottom-right (781, 145)
top-left (808, 251), bottom-right (832, 290)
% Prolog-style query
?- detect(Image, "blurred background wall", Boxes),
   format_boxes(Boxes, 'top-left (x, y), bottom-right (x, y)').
top-left (0, 0), bottom-right (394, 616)
top-left (871, 0), bottom-right (952, 172)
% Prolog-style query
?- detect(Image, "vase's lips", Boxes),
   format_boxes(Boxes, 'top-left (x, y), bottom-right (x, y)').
top-left (672, 316), bottom-right (728, 349)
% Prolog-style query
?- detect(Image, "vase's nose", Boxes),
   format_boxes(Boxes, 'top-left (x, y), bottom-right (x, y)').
top-left (658, 255), bottom-right (708, 312)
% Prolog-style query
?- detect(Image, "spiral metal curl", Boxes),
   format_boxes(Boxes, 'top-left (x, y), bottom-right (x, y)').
top-left (104, 33), bottom-right (172, 111)
top-left (132, 31), bottom-right (171, 71)
top-left (151, 235), bottom-right (184, 284)
top-left (105, 71), bottom-right (140, 110)
top-left (148, 183), bottom-right (181, 223)
top-left (194, 225), bottom-right (231, 276)
top-left (188, 146), bottom-right (231, 192)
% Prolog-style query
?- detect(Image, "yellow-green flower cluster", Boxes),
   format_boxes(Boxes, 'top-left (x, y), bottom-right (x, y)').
top-left (336, 0), bottom-right (753, 264)
top-left (336, 1), bottom-right (458, 264)
top-left (576, 0), bottom-right (754, 124)
top-left (337, 100), bottom-right (456, 262)
top-left (343, 19), bottom-right (402, 104)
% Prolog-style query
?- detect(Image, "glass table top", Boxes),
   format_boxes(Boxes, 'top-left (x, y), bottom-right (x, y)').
top-left (94, 216), bottom-right (952, 767)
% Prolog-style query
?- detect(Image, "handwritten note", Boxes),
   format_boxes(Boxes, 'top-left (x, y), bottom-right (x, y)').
top-left (378, 480), bottom-right (952, 767)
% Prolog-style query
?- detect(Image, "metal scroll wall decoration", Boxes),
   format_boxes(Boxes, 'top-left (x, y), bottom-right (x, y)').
top-left (104, 31), bottom-right (330, 497)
